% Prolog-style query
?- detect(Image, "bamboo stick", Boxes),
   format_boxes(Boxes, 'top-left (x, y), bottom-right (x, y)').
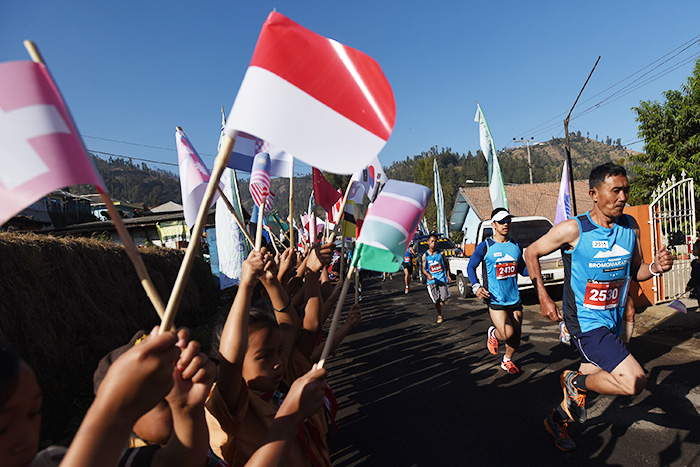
top-left (317, 265), bottom-right (355, 368)
top-left (255, 197), bottom-right (267, 251)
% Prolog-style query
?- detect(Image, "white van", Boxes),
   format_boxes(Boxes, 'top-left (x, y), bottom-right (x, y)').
top-left (449, 216), bottom-right (564, 298)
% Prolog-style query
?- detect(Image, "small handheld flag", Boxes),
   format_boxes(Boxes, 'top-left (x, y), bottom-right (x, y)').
top-left (176, 127), bottom-right (219, 230)
top-left (224, 11), bottom-right (395, 175)
top-left (249, 152), bottom-right (271, 208)
top-left (351, 180), bottom-right (431, 273)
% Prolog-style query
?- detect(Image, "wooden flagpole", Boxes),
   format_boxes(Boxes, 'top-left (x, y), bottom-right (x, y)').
top-left (215, 185), bottom-right (254, 249)
top-left (24, 40), bottom-right (167, 320)
top-left (328, 178), bottom-right (354, 245)
top-left (318, 264), bottom-right (355, 369)
top-left (255, 197), bottom-right (267, 251)
top-left (288, 159), bottom-right (294, 247)
top-left (263, 224), bottom-right (281, 255)
top-left (160, 133), bottom-right (237, 333)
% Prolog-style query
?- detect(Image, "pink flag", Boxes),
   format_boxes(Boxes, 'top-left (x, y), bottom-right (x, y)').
top-left (176, 128), bottom-right (220, 230)
top-left (0, 61), bottom-right (106, 226)
top-left (224, 12), bottom-right (395, 175)
top-left (249, 152), bottom-right (271, 208)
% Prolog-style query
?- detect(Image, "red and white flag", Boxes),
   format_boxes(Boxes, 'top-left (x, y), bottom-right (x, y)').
top-left (224, 11), bottom-right (395, 175)
top-left (0, 61), bottom-right (106, 226)
top-left (176, 127), bottom-right (220, 230)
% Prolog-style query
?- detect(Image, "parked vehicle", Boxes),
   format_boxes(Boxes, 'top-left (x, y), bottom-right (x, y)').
top-left (412, 234), bottom-right (462, 284)
top-left (449, 216), bottom-right (564, 298)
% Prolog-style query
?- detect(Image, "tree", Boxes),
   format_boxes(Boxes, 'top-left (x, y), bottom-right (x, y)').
top-left (631, 58), bottom-right (700, 203)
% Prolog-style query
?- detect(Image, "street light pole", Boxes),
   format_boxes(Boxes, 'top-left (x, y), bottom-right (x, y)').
top-left (512, 137), bottom-right (535, 184)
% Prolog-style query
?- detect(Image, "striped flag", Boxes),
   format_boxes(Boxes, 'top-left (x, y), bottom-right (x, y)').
top-left (224, 11), bottom-right (395, 175)
top-left (475, 103), bottom-right (508, 210)
top-left (351, 180), bottom-right (431, 273)
top-left (249, 152), bottom-right (271, 208)
top-left (433, 158), bottom-right (448, 236)
top-left (228, 131), bottom-right (293, 177)
top-left (554, 158), bottom-right (572, 225)
top-left (176, 127), bottom-right (220, 230)
top-left (0, 60), bottom-right (106, 226)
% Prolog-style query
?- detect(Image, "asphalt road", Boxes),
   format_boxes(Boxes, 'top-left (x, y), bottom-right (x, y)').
top-left (325, 274), bottom-right (700, 467)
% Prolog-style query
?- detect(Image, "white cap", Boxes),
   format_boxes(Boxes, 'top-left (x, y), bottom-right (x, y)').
top-left (491, 209), bottom-right (513, 223)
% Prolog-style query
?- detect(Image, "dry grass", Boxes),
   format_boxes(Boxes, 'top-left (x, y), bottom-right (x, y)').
top-left (0, 233), bottom-right (220, 444)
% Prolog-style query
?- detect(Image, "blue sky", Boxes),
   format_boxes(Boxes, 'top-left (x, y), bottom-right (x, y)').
top-left (3, 1), bottom-right (700, 178)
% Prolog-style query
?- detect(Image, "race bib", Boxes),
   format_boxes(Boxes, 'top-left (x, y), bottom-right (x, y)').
top-left (496, 261), bottom-right (517, 279)
top-left (583, 279), bottom-right (625, 310)
top-left (429, 263), bottom-right (443, 274)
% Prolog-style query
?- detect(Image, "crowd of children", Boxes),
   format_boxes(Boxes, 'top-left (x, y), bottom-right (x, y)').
top-left (0, 240), bottom-right (362, 467)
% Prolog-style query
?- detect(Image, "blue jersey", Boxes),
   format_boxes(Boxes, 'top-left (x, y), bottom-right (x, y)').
top-left (424, 250), bottom-right (448, 284)
top-left (563, 212), bottom-right (636, 335)
top-left (467, 237), bottom-right (526, 307)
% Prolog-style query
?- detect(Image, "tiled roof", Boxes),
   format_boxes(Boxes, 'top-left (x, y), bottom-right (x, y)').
top-left (458, 180), bottom-right (594, 222)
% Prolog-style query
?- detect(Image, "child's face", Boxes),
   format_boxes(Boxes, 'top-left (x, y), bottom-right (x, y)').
top-left (243, 327), bottom-right (283, 393)
top-left (132, 400), bottom-right (173, 446)
top-left (0, 362), bottom-right (41, 467)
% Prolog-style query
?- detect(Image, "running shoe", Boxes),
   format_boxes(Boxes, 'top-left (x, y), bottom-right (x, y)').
top-left (500, 359), bottom-right (520, 374)
top-left (561, 370), bottom-right (587, 423)
top-left (486, 326), bottom-right (498, 355)
top-left (559, 322), bottom-right (571, 345)
top-left (437, 315), bottom-right (443, 324)
top-left (544, 410), bottom-right (576, 452)
top-left (405, 286), bottom-right (409, 294)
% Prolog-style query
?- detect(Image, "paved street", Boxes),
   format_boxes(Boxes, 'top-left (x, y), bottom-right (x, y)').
top-left (325, 274), bottom-right (700, 466)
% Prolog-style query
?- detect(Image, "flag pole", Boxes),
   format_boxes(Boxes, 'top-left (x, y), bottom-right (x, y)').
top-left (318, 264), bottom-right (355, 369)
top-left (160, 133), bottom-right (237, 333)
top-left (255, 197), bottom-right (267, 251)
top-left (264, 225), bottom-right (281, 255)
top-left (24, 40), bottom-right (167, 320)
top-left (215, 185), bottom-right (254, 249)
top-left (288, 160), bottom-right (294, 247)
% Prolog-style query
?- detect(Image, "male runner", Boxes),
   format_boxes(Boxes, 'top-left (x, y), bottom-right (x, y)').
top-left (422, 233), bottom-right (451, 323)
top-left (524, 163), bottom-right (673, 451)
top-left (467, 208), bottom-right (528, 374)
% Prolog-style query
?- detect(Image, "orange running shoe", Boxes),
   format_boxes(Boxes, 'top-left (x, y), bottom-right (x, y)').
top-left (544, 410), bottom-right (576, 451)
top-left (561, 370), bottom-right (587, 423)
top-left (486, 326), bottom-right (498, 355)
top-left (500, 359), bottom-right (520, 374)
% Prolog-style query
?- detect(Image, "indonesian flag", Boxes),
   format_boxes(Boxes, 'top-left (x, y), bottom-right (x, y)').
top-left (224, 11), bottom-right (395, 175)
top-left (351, 180), bottom-right (431, 273)
top-left (0, 61), bottom-right (106, 226)
top-left (176, 128), bottom-right (220, 230)
top-left (249, 152), bottom-right (271, 208)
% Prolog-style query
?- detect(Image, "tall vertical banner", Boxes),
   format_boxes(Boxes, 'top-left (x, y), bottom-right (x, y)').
top-left (474, 103), bottom-right (508, 210)
top-left (223, 11), bottom-right (395, 175)
top-left (433, 158), bottom-right (448, 236)
top-left (554, 158), bottom-right (572, 225)
top-left (216, 168), bottom-right (249, 289)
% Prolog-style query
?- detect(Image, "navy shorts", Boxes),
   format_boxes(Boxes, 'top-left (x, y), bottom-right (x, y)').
top-left (572, 326), bottom-right (630, 373)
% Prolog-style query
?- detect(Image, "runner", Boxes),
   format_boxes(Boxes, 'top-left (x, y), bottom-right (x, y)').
top-left (402, 242), bottom-right (416, 294)
top-left (467, 208), bottom-right (528, 374)
top-left (524, 163), bottom-right (673, 452)
top-left (421, 232), bottom-right (451, 323)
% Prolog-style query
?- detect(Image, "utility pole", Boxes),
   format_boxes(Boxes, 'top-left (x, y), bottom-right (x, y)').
top-left (512, 137), bottom-right (535, 184)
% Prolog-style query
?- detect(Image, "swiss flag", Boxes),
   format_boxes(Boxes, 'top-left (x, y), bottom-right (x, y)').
top-left (0, 61), bottom-right (106, 226)
top-left (224, 11), bottom-right (395, 175)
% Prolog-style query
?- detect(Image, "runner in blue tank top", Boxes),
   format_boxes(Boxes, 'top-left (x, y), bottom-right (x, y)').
top-left (524, 163), bottom-right (674, 452)
top-left (467, 208), bottom-right (528, 374)
top-left (421, 232), bottom-right (451, 323)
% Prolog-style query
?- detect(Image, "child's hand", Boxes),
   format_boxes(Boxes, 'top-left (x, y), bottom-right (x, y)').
top-left (345, 305), bottom-right (361, 329)
top-left (166, 328), bottom-right (216, 411)
top-left (307, 243), bottom-right (333, 273)
top-left (277, 247), bottom-right (297, 280)
top-left (96, 327), bottom-right (180, 422)
top-left (241, 250), bottom-right (265, 287)
top-left (277, 364), bottom-right (327, 424)
top-left (260, 251), bottom-right (279, 284)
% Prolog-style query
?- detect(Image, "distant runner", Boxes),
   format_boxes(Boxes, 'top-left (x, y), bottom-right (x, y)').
top-left (422, 232), bottom-right (451, 323)
top-left (525, 163), bottom-right (673, 452)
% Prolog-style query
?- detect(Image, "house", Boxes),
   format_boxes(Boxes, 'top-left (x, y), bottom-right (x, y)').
top-left (450, 180), bottom-right (595, 244)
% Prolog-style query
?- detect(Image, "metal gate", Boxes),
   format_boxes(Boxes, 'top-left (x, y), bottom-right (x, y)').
top-left (648, 172), bottom-right (696, 303)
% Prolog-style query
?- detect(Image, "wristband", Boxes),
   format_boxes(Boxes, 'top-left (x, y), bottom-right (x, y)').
top-left (272, 297), bottom-right (291, 312)
top-left (649, 261), bottom-right (661, 277)
top-left (472, 283), bottom-right (482, 294)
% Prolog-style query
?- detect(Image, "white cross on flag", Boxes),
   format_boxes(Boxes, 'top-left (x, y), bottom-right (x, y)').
top-left (224, 11), bottom-right (395, 175)
top-left (0, 61), bottom-right (106, 226)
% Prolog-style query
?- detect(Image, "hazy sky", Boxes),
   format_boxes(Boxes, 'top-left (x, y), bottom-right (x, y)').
top-left (3, 1), bottom-right (699, 177)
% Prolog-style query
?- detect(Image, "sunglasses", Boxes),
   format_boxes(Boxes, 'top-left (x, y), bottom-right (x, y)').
top-left (495, 218), bottom-right (511, 225)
